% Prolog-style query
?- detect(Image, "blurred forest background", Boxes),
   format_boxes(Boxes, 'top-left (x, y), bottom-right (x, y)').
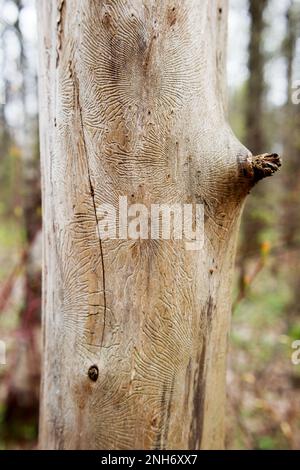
top-left (0, 0), bottom-right (299, 450)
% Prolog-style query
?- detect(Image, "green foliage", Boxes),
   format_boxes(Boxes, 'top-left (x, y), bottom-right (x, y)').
top-left (257, 435), bottom-right (276, 450)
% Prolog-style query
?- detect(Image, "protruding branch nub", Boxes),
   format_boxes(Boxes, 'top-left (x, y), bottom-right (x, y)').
top-left (251, 153), bottom-right (282, 182)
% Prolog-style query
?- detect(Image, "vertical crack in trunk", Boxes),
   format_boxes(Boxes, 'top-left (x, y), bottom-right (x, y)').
top-left (73, 73), bottom-right (107, 352)
top-left (56, 0), bottom-right (66, 67)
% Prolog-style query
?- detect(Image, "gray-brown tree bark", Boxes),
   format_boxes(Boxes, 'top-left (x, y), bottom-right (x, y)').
top-left (37, 0), bottom-right (280, 450)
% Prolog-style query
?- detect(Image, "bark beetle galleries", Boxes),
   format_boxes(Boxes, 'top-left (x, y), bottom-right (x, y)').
top-left (37, 0), bottom-right (282, 450)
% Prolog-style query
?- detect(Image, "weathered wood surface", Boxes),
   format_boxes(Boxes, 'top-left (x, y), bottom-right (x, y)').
top-left (37, 0), bottom-right (280, 450)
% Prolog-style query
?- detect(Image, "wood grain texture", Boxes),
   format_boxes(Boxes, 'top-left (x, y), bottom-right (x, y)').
top-left (37, 0), bottom-right (259, 450)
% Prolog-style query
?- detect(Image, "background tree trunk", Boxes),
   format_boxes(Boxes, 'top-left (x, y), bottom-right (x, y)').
top-left (246, 0), bottom-right (268, 155)
top-left (282, 2), bottom-right (300, 319)
top-left (236, 0), bottom-right (269, 302)
top-left (37, 0), bottom-right (279, 450)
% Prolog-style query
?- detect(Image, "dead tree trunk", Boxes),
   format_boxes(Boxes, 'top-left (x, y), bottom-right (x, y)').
top-left (246, 0), bottom-right (268, 155)
top-left (37, 0), bottom-right (280, 449)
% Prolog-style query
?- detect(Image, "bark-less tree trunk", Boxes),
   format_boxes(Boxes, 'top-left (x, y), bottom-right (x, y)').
top-left (37, 0), bottom-right (280, 449)
top-left (246, 0), bottom-right (268, 155)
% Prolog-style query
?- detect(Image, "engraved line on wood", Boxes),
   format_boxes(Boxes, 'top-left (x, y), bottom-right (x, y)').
top-left (56, 0), bottom-right (66, 67)
top-left (73, 70), bottom-right (107, 354)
